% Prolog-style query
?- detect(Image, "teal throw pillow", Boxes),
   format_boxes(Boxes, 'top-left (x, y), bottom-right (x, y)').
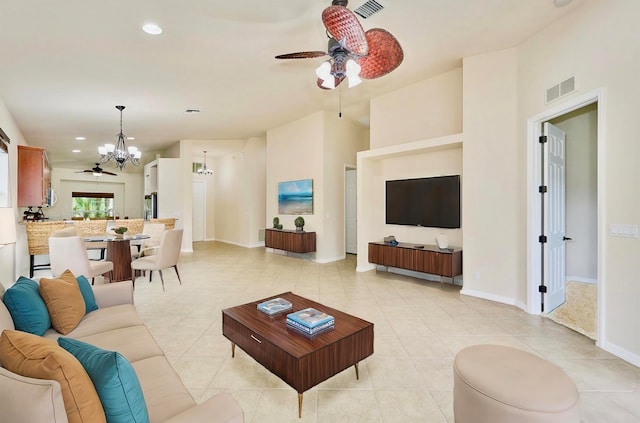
top-left (75, 275), bottom-right (99, 313)
top-left (2, 277), bottom-right (51, 335)
top-left (58, 337), bottom-right (149, 423)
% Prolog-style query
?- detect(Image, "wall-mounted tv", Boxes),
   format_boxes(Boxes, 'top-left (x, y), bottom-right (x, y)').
top-left (385, 175), bottom-right (461, 228)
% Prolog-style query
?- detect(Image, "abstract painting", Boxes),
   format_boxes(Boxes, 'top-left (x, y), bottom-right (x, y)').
top-left (278, 179), bottom-right (313, 215)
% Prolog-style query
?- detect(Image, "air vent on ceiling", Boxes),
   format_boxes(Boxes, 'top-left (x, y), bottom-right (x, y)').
top-left (354, 0), bottom-right (384, 19)
top-left (546, 76), bottom-right (576, 103)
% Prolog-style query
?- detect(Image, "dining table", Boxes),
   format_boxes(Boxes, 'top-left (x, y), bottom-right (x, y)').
top-left (83, 234), bottom-right (150, 282)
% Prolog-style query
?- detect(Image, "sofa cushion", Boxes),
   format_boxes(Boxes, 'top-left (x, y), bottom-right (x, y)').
top-left (76, 325), bottom-right (164, 364)
top-left (58, 337), bottom-right (150, 423)
top-left (0, 366), bottom-right (69, 423)
top-left (69, 271), bottom-right (99, 313)
top-left (132, 356), bottom-right (195, 422)
top-left (43, 304), bottom-right (144, 341)
top-left (0, 330), bottom-right (106, 423)
top-left (2, 276), bottom-right (51, 335)
top-left (40, 275), bottom-right (86, 335)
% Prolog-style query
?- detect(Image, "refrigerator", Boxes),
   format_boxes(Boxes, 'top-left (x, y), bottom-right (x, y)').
top-left (144, 193), bottom-right (157, 220)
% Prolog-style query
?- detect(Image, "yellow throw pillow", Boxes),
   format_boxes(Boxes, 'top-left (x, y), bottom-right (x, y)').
top-left (0, 330), bottom-right (106, 423)
top-left (39, 271), bottom-right (86, 335)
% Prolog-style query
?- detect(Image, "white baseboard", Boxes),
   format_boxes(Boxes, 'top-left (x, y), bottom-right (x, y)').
top-left (315, 255), bottom-right (345, 264)
top-left (460, 288), bottom-right (527, 312)
top-left (566, 275), bottom-right (597, 284)
top-left (598, 339), bottom-right (640, 367)
top-left (356, 264), bottom-right (376, 272)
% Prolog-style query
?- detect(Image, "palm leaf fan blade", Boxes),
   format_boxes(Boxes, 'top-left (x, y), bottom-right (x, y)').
top-left (357, 28), bottom-right (404, 79)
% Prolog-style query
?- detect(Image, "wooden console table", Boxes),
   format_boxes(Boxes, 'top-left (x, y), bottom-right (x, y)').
top-left (265, 229), bottom-right (316, 253)
top-left (368, 241), bottom-right (462, 280)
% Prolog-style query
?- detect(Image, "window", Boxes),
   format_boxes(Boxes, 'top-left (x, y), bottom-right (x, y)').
top-left (71, 192), bottom-right (114, 218)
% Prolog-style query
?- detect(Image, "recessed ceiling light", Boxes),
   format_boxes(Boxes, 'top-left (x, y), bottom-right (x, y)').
top-left (75, 136), bottom-right (86, 140)
top-left (185, 109), bottom-right (201, 114)
top-left (127, 137), bottom-right (135, 140)
top-left (72, 149), bottom-right (81, 153)
top-left (142, 23), bottom-right (162, 35)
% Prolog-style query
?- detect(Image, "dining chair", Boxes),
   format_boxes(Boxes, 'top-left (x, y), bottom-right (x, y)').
top-left (73, 219), bottom-right (108, 259)
top-left (49, 235), bottom-right (114, 285)
top-left (131, 229), bottom-right (183, 291)
top-left (25, 221), bottom-right (67, 277)
top-left (130, 222), bottom-right (165, 259)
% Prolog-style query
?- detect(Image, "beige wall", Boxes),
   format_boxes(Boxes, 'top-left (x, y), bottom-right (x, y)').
top-left (461, 47), bottom-right (521, 304)
top-left (266, 111), bottom-right (364, 262)
top-left (214, 137), bottom-right (266, 248)
top-left (370, 67), bottom-right (462, 149)
top-left (321, 113), bottom-right (367, 262)
top-left (516, 0), bottom-right (640, 360)
top-left (0, 98), bottom-right (25, 286)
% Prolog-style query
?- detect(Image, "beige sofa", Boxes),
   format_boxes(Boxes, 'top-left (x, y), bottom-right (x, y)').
top-left (0, 281), bottom-right (243, 423)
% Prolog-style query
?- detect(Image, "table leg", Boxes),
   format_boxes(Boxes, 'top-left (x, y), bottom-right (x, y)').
top-left (354, 362), bottom-right (359, 380)
top-left (105, 239), bottom-right (132, 282)
top-left (298, 393), bottom-right (303, 418)
top-left (231, 342), bottom-right (235, 358)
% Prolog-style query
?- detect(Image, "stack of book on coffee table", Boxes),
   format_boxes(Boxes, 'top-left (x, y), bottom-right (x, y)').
top-left (257, 297), bottom-right (293, 315)
top-left (286, 308), bottom-right (334, 336)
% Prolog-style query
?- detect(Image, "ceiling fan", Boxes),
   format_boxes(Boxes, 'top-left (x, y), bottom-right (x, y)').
top-left (76, 163), bottom-right (117, 177)
top-left (275, 0), bottom-right (403, 89)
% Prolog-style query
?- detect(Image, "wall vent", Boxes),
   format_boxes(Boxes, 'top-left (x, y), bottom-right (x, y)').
top-left (546, 76), bottom-right (576, 103)
top-left (258, 228), bottom-right (265, 242)
top-left (354, 0), bottom-right (384, 19)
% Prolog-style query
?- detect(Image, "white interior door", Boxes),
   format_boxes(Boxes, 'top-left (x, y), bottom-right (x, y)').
top-left (544, 122), bottom-right (567, 312)
top-left (192, 180), bottom-right (205, 242)
top-left (345, 169), bottom-right (357, 254)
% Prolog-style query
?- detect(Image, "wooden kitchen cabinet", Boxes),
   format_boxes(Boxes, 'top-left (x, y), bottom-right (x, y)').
top-left (18, 145), bottom-right (51, 207)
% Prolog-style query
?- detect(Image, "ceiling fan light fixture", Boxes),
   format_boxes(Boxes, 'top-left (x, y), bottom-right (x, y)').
top-left (346, 59), bottom-right (362, 87)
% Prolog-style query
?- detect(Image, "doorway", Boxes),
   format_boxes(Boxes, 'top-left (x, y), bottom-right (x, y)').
top-left (345, 167), bottom-right (357, 255)
top-left (527, 89), bottom-right (604, 344)
top-left (192, 180), bottom-right (205, 242)
top-left (546, 103), bottom-right (598, 338)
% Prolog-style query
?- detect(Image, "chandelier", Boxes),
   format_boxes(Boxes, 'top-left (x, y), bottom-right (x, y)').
top-left (98, 105), bottom-right (141, 170)
top-left (197, 150), bottom-right (213, 175)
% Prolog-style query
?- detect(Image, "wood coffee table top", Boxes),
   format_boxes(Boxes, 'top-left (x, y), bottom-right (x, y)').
top-left (222, 292), bottom-right (374, 416)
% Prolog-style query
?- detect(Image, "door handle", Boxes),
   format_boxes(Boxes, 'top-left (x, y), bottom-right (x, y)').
top-left (563, 236), bottom-right (572, 241)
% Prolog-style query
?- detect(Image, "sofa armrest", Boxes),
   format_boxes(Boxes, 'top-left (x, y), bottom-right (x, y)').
top-left (92, 281), bottom-right (134, 308)
top-left (163, 393), bottom-right (244, 423)
top-left (0, 367), bottom-right (69, 423)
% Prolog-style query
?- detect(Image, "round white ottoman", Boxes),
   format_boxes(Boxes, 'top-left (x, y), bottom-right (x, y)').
top-left (453, 344), bottom-right (580, 423)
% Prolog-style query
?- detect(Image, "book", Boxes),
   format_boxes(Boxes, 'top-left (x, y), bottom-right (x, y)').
top-left (286, 308), bottom-right (334, 328)
top-left (286, 318), bottom-right (334, 336)
top-left (257, 297), bottom-right (292, 315)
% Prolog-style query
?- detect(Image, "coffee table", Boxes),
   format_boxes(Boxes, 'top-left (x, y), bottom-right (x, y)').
top-left (222, 292), bottom-right (374, 418)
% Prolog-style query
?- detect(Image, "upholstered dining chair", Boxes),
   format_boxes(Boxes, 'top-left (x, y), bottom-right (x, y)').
top-left (130, 222), bottom-right (165, 259)
top-left (131, 229), bottom-right (183, 291)
top-left (73, 219), bottom-right (108, 259)
top-left (49, 235), bottom-right (114, 284)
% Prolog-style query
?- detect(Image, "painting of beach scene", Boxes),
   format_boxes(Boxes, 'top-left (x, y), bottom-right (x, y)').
top-left (278, 179), bottom-right (313, 215)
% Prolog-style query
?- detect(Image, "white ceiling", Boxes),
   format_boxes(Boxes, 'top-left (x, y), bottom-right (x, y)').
top-left (0, 0), bottom-right (585, 172)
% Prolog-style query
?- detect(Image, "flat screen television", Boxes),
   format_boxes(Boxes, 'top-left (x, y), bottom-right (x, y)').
top-left (385, 175), bottom-right (460, 228)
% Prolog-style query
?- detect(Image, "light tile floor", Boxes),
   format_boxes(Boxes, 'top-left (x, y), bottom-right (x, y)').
top-left (128, 241), bottom-right (640, 423)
